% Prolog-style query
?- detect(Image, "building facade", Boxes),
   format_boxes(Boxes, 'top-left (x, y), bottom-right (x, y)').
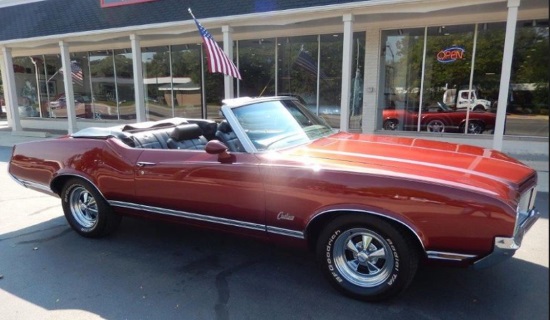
top-left (0, 0), bottom-right (548, 154)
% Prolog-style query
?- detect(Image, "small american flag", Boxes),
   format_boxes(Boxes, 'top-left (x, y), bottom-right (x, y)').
top-left (294, 48), bottom-right (327, 80)
top-left (189, 9), bottom-right (241, 80)
top-left (60, 61), bottom-right (84, 87)
top-left (70, 61), bottom-right (84, 87)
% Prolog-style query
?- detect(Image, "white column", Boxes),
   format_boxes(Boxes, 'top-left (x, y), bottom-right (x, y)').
top-left (130, 34), bottom-right (146, 122)
top-left (59, 41), bottom-right (77, 134)
top-left (222, 25), bottom-right (234, 99)
top-left (1, 47), bottom-right (22, 132)
top-left (493, 0), bottom-right (520, 151)
top-left (339, 14), bottom-right (354, 132)
top-left (363, 28), bottom-right (380, 133)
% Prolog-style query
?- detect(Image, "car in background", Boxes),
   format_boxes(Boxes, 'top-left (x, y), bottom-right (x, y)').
top-left (383, 102), bottom-right (496, 134)
top-left (49, 93), bottom-right (92, 118)
top-left (8, 96), bottom-right (540, 301)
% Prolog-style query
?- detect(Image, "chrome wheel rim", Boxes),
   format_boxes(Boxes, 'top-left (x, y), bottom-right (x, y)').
top-left (427, 120), bottom-right (445, 132)
top-left (467, 122), bottom-right (482, 134)
top-left (69, 186), bottom-right (98, 228)
top-left (384, 120), bottom-right (397, 130)
top-left (333, 228), bottom-right (394, 287)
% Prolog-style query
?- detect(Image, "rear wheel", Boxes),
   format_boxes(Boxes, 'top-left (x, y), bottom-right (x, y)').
top-left (460, 121), bottom-right (484, 134)
top-left (383, 119), bottom-right (398, 131)
top-left (316, 215), bottom-right (419, 301)
top-left (61, 178), bottom-right (121, 238)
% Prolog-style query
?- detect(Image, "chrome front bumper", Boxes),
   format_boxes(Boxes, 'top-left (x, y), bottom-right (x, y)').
top-left (473, 208), bottom-right (540, 269)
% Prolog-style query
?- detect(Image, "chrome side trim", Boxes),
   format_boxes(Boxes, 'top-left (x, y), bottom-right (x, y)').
top-left (13, 177), bottom-right (53, 193)
top-left (110, 200), bottom-right (264, 232)
top-left (109, 200), bottom-right (304, 239)
top-left (267, 226), bottom-right (305, 239)
top-left (426, 251), bottom-right (477, 261)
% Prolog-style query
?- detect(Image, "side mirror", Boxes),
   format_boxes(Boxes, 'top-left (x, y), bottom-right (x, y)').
top-left (205, 140), bottom-right (235, 163)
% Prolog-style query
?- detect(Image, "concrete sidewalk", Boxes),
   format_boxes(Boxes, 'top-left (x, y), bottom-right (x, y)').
top-left (1, 120), bottom-right (547, 192)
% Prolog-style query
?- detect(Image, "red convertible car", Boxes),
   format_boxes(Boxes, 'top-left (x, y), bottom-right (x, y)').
top-left (8, 96), bottom-right (540, 301)
top-left (383, 102), bottom-right (496, 134)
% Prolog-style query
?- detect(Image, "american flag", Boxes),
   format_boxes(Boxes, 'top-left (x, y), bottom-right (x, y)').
top-left (69, 61), bottom-right (84, 87)
top-left (60, 61), bottom-right (84, 87)
top-left (294, 49), bottom-right (327, 80)
top-left (189, 10), bottom-right (241, 80)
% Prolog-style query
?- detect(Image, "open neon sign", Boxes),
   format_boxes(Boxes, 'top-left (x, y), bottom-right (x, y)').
top-left (437, 46), bottom-right (465, 63)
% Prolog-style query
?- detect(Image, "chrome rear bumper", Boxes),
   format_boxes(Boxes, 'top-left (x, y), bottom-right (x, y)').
top-left (473, 208), bottom-right (540, 269)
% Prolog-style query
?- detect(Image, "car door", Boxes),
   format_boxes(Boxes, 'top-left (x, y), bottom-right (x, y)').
top-left (133, 148), bottom-right (266, 236)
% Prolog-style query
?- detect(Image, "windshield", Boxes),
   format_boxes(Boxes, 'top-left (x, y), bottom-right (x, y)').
top-left (231, 99), bottom-right (334, 151)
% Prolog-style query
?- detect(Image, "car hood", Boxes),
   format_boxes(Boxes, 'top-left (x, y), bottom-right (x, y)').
top-left (274, 132), bottom-right (535, 198)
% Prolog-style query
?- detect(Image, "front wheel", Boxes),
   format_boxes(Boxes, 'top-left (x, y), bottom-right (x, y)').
top-left (316, 215), bottom-right (419, 301)
top-left (61, 178), bottom-right (121, 238)
top-left (426, 119), bottom-right (445, 133)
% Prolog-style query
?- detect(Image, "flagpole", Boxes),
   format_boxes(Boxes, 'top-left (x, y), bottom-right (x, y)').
top-left (47, 69), bottom-right (59, 83)
top-left (188, 8), bottom-right (196, 20)
top-left (352, 38), bottom-right (359, 116)
top-left (200, 45), bottom-right (206, 118)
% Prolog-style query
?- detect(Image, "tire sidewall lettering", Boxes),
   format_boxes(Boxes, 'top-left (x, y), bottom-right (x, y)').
top-left (324, 227), bottom-right (401, 289)
top-left (326, 229), bottom-right (342, 283)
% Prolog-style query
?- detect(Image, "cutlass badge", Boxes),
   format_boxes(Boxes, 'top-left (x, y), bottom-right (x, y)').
top-left (277, 212), bottom-right (295, 221)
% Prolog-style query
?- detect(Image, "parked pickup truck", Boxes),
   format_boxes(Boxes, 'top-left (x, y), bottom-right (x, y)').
top-left (443, 89), bottom-right (492, 111)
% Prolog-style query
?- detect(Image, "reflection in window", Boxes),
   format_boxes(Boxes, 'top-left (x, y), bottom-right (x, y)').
top-left (142, 46), bottom-right (171, 120)
top-left (380, 21), bottom-right (548, 137)
top-left (143, 44), bottom-right (204, 121)
top-left (507, 20), bottom-right (549, 136)
top-left (237, 38), bottom-right (276, 98)
top-left (13, 56), bottom-right (41, 118)
top-left (171, 44), bottom-right (202, 119)
top-left (349, 32), bottom-right (366, 131)
top-left (278, 35), bottom-right (319, 115)
top-left (380, 28), bottom-right (425, 131)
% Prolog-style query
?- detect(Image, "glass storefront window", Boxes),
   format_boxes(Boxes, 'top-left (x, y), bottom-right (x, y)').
top-left (379, 28), bottom-right (425, 131)
top-left (237, 38), bottom-right (276, 98)
top-left (277, 35), bottom-right (319, 113)
top-left (113, 49), bottom-right (136, 120)
top-left (143, 46), bottom-right (171, 120)
top-left (380, 21), bottom-right (548, 137)
top-left (143, 44), bottom-right (203, 120)
top-left (318, 34), bottom-right (343, 129)
top-left (507, 20), bottom-right (549, 136)
top-left (13, 56), bottom-right (41, 118)
top-left (89, 50), bottom-right (119, 119)
top-left (171, 44), bottom-right (202, 118)
top-left (349, 32), bottom-right (366, 131)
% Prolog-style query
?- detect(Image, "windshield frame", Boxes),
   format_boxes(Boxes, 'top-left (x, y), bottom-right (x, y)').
top-left (221, 97), bottom-right (335, 153)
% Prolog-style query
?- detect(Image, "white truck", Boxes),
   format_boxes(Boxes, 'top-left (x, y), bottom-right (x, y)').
top-left (443, 89), bottom-right (492, 111)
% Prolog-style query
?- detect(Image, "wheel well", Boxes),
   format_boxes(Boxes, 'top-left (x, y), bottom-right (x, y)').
top-left (51, 175), bottom-right (95, 196)
top-left (50, 175), bottom-right (73, 196)
top-left (305, 211), bottom-right (424, 255)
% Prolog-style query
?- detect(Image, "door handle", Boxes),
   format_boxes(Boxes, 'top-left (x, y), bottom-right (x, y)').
top-left (137, 161), bottom-right (156, 167)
